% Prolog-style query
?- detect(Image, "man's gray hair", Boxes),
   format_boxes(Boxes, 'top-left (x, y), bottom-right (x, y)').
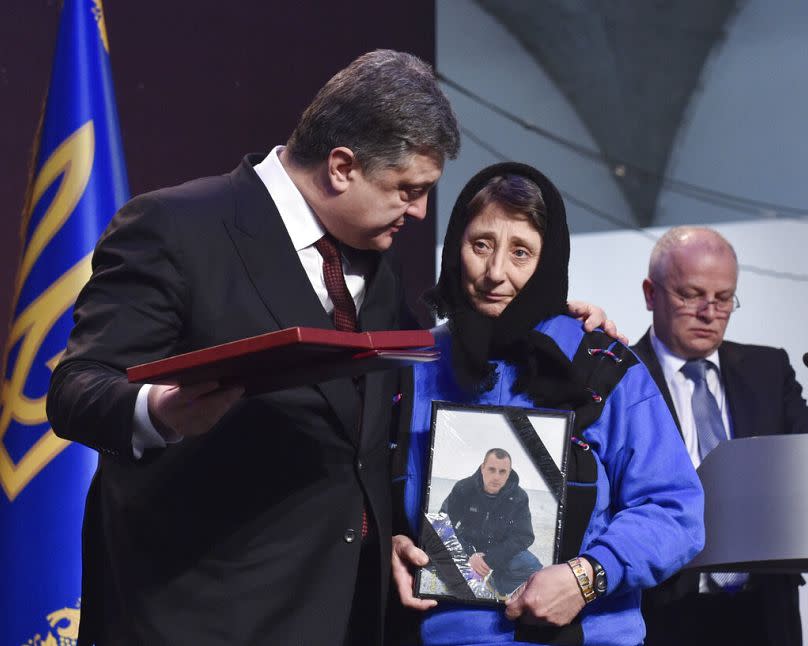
top-left (648, 226), bottom-right (738, 282)
top-left (286, 49), bottom-right (460, 174)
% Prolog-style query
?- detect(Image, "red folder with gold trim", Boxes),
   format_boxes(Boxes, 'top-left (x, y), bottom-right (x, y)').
top-left (127, 327), bottom-right (437, 394)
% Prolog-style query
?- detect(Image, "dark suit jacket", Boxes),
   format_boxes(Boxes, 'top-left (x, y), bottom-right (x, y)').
top-left (633, 329), bottom-right (808, 644)
top-left (47, 155), bottom-right (408, 645)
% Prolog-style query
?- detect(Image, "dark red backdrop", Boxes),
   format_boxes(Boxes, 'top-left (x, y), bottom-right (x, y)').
top-left (0, 1), bottom-right (437, 362)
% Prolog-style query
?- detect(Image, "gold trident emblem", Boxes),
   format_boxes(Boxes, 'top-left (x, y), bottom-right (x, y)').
top-left (0, 121), bottom-right (95, 501)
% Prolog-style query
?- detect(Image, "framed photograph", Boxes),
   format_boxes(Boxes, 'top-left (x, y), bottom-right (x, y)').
top-left (414, 401), bottom-right (574, 605)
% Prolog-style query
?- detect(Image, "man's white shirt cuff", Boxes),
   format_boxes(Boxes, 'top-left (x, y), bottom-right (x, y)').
top-left (132, 384), bottom-right (183, 459)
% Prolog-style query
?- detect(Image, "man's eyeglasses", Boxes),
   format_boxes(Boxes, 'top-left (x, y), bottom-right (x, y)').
top-left (650, 280), bottom-right (740, 314)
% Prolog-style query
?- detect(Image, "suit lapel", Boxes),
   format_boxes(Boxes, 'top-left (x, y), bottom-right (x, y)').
top-left (633, 330), bottom-right (683, 434)
top-left (357, 254), bottom-right (401, 452)
top-left (719, 342), bottom-right (752, 439)
top-left (358, 252), bottom-right (398, 333)
top-left (223, 155), bottom-right (359, 441)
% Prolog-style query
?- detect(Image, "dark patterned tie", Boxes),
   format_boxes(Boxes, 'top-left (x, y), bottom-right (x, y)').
top-left (314, 233), bottom-right (368, 538)
top-left (314, 234), bottom-right (357, 332)
top-left (680, 358), bottom-right (748, 590)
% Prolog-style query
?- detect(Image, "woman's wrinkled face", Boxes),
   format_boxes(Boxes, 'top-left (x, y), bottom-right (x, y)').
top-left (460, 202), bottom-right (543, 317)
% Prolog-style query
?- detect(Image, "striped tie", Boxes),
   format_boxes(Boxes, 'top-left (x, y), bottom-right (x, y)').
top-left (681, 358), bottom-right (748, 590)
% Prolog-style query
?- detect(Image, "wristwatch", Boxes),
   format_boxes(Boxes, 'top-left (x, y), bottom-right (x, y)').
top-left (583, 555), bottom-right (607, 598)
top-left (567, 557), bottom-right (596, 604)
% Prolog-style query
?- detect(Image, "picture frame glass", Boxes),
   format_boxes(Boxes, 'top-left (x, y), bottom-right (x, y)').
top-left (415, 401), bottom-right (574, 604)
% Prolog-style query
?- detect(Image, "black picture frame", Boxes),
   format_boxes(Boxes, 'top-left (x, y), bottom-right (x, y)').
top-left (414, 400), bottom-right (574, 605)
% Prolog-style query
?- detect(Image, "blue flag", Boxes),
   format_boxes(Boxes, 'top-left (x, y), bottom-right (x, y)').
top-left (0, 1), bottom-right (129, 643)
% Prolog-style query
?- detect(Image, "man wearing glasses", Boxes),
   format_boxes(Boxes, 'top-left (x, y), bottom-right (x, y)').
top-left (633, 226), bottom-right (808, 646)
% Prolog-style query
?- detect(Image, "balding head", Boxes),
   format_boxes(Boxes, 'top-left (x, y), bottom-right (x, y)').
top-left (648, 227), bottom-right (737, 284)
top-left (643, 227), bottom-right (739, 359)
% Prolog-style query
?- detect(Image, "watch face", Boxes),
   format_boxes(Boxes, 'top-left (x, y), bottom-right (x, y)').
top-left (595, 574), bottom-right (607, 594)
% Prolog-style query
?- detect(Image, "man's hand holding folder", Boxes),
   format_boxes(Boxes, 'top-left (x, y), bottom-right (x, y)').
top-left (147, 380), bottom-right (245, 439)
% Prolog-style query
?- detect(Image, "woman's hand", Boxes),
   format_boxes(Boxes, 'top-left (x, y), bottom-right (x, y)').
top-left (504, 563), bottom-right (587, 626)
top-left (391, 535), bottom-right (438, 611)
top-left (567, 300), bottom-right (628, 345)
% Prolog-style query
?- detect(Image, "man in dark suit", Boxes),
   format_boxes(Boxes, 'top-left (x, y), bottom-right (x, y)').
top-left (46, 50), bottom-right (460, 646)
top-left (633, 226), bottom-right (808, 646)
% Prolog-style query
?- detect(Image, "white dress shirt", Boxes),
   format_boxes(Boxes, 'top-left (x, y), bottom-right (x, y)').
top-left (252, 146), bottom-right (368, 315)
top-left (649, 327), bottom-right (733, 471)
top-left (132, 146), bottom-right (369, 458)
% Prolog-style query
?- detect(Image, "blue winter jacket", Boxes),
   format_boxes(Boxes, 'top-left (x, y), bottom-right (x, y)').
top-left (399, 316), bottom-right (705, 646)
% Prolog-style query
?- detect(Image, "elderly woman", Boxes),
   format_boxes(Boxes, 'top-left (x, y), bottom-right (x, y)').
top-left (390, 162), bottom-right (704, 646)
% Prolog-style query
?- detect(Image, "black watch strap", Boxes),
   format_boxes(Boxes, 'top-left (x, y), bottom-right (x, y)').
top-left (582, 555), bottom-right (607, 597)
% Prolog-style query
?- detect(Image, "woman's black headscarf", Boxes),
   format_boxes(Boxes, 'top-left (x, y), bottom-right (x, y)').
top-left (425, 162), bottom-right (590, 409)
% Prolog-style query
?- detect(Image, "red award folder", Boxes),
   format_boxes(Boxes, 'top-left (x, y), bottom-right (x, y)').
top-left (127, 327), bottom-right (438, 395)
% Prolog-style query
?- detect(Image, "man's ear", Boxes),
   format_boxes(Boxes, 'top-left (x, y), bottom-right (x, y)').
top-left (642, 278), bottom-right (655, 312)
top-left (326, 147), bottom-right (357, 194)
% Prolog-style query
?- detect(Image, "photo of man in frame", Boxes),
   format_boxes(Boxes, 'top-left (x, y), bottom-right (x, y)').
top-left (415, 405), bottom-right (568, 602)
top-left (440, 448), bottom-right (543, 596)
